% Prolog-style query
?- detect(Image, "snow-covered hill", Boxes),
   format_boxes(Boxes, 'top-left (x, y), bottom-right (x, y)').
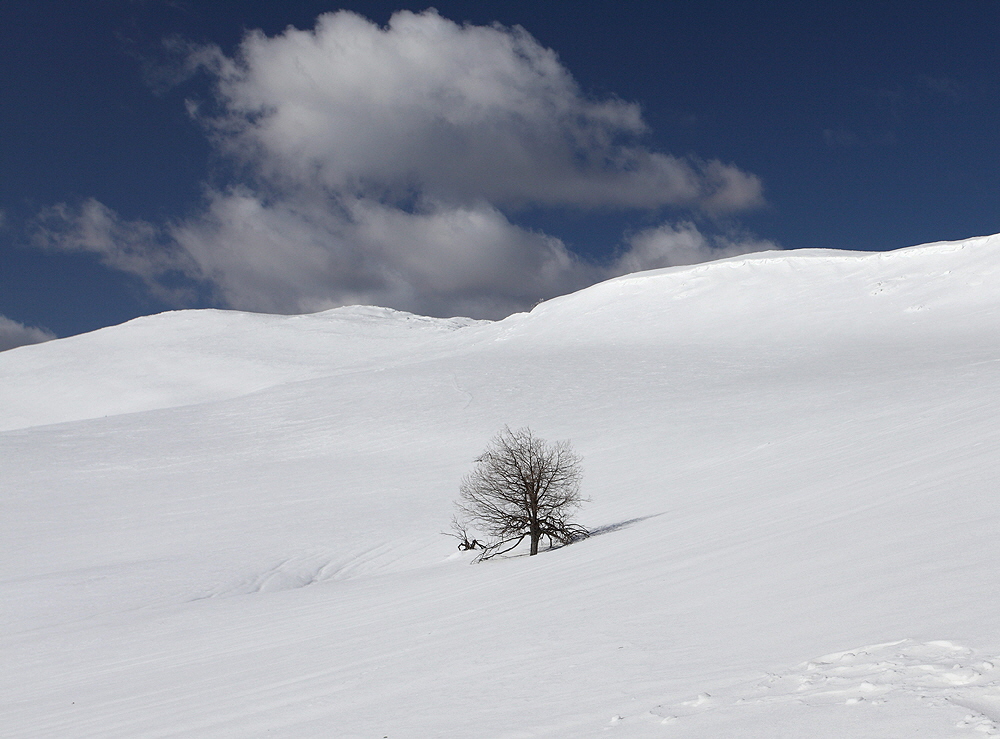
top-left (5, 234), bottom-right (1000, 737)
top-left (0, 305), bottom-right (482, 431)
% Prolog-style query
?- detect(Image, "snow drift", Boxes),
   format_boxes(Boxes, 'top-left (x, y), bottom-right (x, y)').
top-left (5, 234), bottom-right (1000, 737)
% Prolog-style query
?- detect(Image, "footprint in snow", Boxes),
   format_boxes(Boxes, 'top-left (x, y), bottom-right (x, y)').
top-left (645, 640), bottom-right (1000, 734)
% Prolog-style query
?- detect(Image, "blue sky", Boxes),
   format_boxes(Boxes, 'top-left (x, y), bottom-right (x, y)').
top-left (2, 1), bottom-right (999, 346)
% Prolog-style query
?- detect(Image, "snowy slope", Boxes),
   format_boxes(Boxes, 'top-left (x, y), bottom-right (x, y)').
top-left (5, 234), bottom-right (1000, 738)
top-left (0, 305), bottom-right (482, 431)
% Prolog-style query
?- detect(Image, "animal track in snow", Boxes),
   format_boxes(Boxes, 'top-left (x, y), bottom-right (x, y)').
top-left (645, 640), bottom-right (1000, 734)
top-left (870, 278), bottom-right (905, 296)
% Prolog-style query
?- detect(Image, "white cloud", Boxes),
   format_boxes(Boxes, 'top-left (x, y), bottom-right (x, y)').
top-left (34, 9), bottom-right (773, 319)
top-left (610, 222), bottom-right (778, 277)
top-left (195, 10), bottom-right (762, 212)
top-left (40, 192), bottom-right (595, 318)
top-left (0, 315), bottom-right (56, 352)
top-left (32, 199), bottom-right (195, 304)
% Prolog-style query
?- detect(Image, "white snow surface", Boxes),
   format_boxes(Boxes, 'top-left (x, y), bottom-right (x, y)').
top-left (6, 234), bottom-right (1000, 737)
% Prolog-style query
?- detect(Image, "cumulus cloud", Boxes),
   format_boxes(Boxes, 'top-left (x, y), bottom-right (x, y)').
top-left (0, 315), bottom-right (56, 352)
top-left (36, 192), bottom-right (595, 317)
top-left (193, 9), bottom-right (762, 212)
top-left (610, 222), bottom-right (778, 277)
top-left (34, 9), bottom-right (772, 319)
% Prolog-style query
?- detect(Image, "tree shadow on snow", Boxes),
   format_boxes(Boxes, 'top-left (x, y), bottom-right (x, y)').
top-left (478, 513), bottom-right (667, 561)
top-left (587, 512), bottom-right (667, 537)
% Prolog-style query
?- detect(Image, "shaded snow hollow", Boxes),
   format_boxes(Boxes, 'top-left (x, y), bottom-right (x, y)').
top-left (5, 234), bottom-right (1000, 737)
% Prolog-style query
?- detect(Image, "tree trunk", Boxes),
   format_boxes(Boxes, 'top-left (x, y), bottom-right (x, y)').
top-left (529, 520), bottom-right (540, 555)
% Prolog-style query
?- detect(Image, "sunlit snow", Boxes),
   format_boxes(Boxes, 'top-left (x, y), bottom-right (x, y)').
top-left (5, 235), bottom-right (1000, 737)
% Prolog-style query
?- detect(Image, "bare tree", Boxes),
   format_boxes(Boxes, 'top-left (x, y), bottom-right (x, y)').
top-left (454, 426), bottom-right (588, 560)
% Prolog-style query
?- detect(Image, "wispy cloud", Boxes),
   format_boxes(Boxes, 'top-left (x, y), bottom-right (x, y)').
top-left (32, 199), bottom-right (196, 305)
top-left (34, 9), bottom-right (770, 319)
top-left (917, 74), bottom-right (963, 103)
top-left (822, 128), bottom-right (858, 148)
top-left (0, 315), bottom-right (56, 352)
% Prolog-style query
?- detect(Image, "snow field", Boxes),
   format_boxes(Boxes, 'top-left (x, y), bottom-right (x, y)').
top-left (5, 235), bottom-right (1000, 736)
